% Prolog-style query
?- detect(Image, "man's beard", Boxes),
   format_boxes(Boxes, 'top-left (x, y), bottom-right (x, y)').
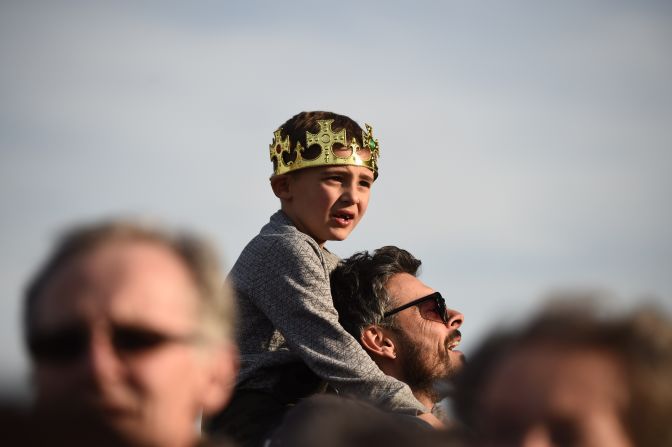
top-left (394, 330), bottom-right (462, 404)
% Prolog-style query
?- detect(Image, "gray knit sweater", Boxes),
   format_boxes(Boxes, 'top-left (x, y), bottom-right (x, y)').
top-left (230, 211), bottom-right (426, 414)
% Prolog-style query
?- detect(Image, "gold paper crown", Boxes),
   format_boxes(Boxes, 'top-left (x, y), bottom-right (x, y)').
top-left (269, 119), bottom-right (380, 178)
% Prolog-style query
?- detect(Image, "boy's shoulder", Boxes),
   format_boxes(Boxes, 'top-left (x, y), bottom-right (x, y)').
top-left (257, 210), bottom-right (318, 250)
top-left (241, 211), bottom-right (329, 257)
top-left (237, 211), bottom-right (336, 266)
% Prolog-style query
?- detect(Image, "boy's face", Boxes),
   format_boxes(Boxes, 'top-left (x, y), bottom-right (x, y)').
top-left (283, 165), bottom-right (374, 246)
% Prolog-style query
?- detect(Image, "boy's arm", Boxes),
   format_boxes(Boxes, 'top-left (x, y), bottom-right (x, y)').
top-left (251, 237), bottom-right (427, 415)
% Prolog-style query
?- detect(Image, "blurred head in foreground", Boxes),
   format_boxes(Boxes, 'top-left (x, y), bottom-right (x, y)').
top-left (453, 297), bottom-right (672, 447)
top-left (23, 219), bottom-right (238, 447)
top-left (269, 394), bottom-right (462, 447)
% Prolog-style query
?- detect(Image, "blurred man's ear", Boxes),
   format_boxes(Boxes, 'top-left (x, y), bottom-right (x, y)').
top-left (360, 325), bottom-right (396, 360)
top-left (200, 342), bottom-right (239, 415)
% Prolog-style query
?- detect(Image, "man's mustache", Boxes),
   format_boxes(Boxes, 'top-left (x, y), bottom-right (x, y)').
top-left (450, 330), bottom-right (462, 343)
top-left (444, 330), bottom-right (462, 350)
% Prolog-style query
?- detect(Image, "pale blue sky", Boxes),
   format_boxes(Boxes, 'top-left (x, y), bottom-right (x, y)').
top-left (1, 0), bottom-right (671, 396)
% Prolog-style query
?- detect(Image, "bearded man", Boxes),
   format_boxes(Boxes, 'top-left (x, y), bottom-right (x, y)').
top-left (330, 246), bottom-right (464, 415)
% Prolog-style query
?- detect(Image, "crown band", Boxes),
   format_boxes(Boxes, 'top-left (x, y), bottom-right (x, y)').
top-left (269, 119), bottom-right (380, 178)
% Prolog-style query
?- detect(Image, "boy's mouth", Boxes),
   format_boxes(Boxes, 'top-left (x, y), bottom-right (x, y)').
top-left (332, 211), bottom-right (355, 226)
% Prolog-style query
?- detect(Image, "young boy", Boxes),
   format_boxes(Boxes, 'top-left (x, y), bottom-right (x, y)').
top-left (207, 111), bottom-right (432, 446)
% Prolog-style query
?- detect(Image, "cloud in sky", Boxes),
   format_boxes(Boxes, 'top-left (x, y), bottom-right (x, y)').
top-left (1, 0), bottom-right (671, 391)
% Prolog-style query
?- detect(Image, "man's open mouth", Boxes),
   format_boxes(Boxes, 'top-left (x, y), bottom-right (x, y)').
top-left (447, 332), bottom-right (462, 350)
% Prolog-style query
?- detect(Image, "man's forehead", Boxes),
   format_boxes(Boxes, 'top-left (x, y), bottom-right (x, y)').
top-left (486, 344), bottom-right (626, 399)
top-left (385, 272), bottom-right (434, 305)
top-left (32, 240), bottom-right (200, 331)
top-left (481, 345), bottom-right (630, 439)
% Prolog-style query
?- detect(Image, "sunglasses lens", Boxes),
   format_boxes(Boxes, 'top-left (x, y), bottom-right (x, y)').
top-left (28, 325), bottom-right (195, 364)
top-left (415, 294), bottom-right (444, 324)
top-left (435, 295), bottom-right (449, 323)
top-left (112, 328), bottom-right (171, 353)
top-left (28, 328), bottom-right (88, 364)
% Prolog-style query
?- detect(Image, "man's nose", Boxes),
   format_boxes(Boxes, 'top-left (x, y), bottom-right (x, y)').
top-left (80, 332), bottom-right (124, 386)
top-left (520, 425), bottom-right (554, 447)
top-left (446, 309), bottom-right (464, 329)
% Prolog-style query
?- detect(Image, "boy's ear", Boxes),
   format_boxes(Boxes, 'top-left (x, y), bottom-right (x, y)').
top-left (360, 325), bottom-right (397, 360)
top-left (270, 174), bottom-right (292, 200)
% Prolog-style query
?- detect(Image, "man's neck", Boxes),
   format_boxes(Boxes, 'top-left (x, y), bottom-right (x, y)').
top-left (376, 358), bottom-right (436, 410)
top-left (412, 389), bottom-right (436, 411)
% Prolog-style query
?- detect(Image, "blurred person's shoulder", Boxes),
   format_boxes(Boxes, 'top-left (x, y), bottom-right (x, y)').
top-left (268, 394), bottom-right (465, 447)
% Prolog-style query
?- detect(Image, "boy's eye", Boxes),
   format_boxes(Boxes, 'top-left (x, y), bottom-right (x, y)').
top-left (359, 180), bottom-right (371, 188)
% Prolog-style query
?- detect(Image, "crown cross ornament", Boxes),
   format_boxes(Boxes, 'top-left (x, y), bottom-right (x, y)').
top-left (306, 120), bottom-right (347, 164)
top-left (269, 130), bottom-right (290, 158)
top-left (269, 119), bottom-right (380, 178)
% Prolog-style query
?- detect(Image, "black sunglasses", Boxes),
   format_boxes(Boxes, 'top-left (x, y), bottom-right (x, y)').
top-left (28, 324), bottom-right (201, 365)
top-left (383, 292), bottom-right (449, 324)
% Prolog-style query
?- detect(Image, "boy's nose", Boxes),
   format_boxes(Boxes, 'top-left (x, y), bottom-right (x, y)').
top-left (340, 185), bottom-right (360, 205)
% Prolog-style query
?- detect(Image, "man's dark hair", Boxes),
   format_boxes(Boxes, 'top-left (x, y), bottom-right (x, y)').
top-left (330, 246), bottom-right (422, 340)
top-left (274, 111), bottom-right (365, 170)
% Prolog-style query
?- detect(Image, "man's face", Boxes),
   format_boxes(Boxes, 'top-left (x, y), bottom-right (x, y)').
top-left (282, 165), bottom-right (374, 246)
top-left (29, 240), bottom-right (221, 447)
top-left (385, 273), bottom-right (464, 399)
top-left (477, 344), bottom-right (632, 447)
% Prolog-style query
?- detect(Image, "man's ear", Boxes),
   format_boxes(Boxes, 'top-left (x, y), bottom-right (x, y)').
top-left (270, 174), bottom-right (292, 200)
top-left (200, 342), bottom-right (239, 415)
top-left (360, 325), bottom-right (396, 360)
